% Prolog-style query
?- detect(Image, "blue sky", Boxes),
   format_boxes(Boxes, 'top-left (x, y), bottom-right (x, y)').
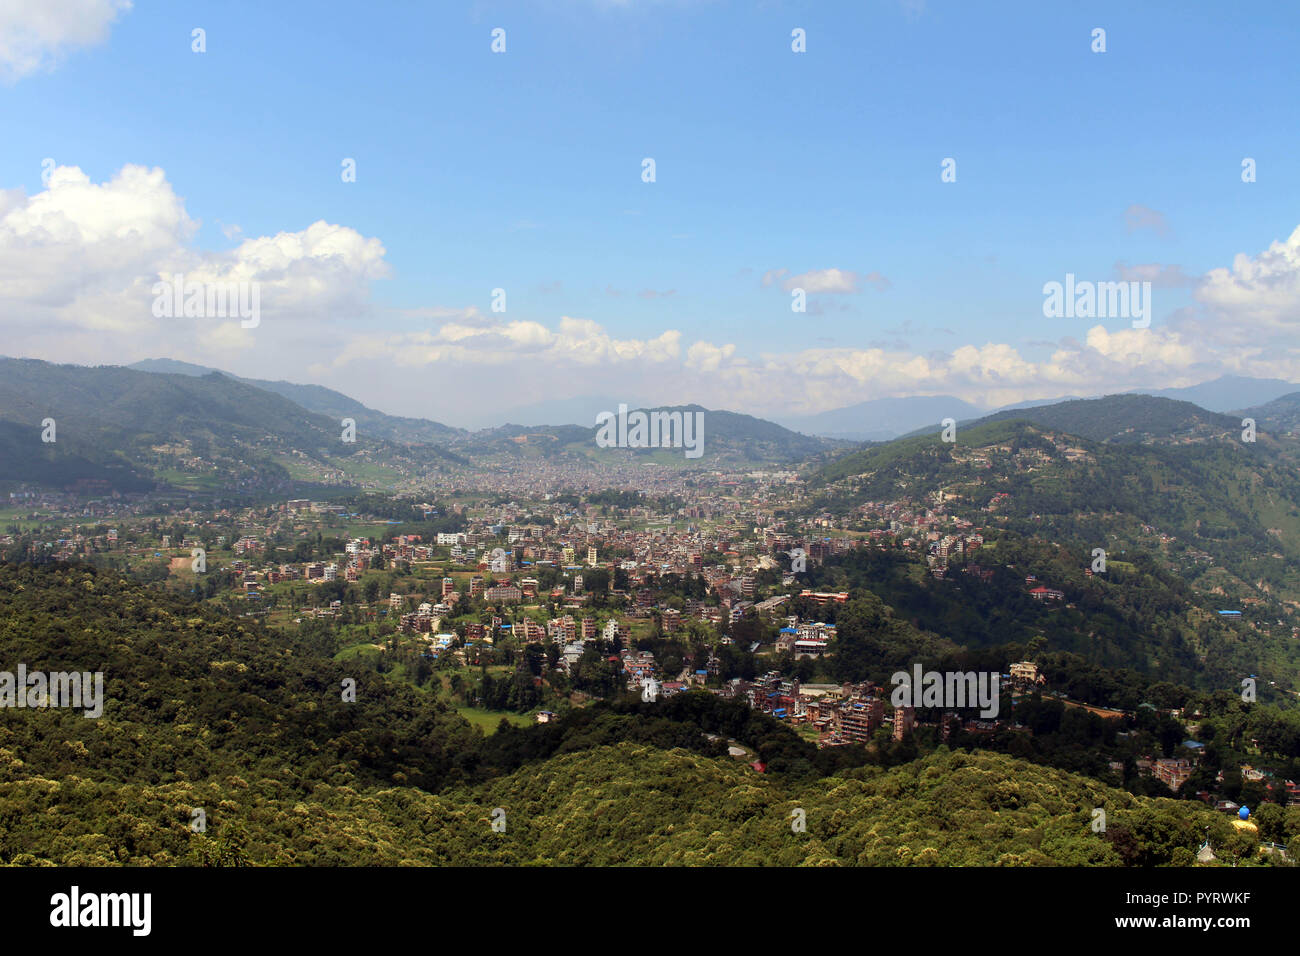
top-left (2, 0), bottom-right (1298, 426)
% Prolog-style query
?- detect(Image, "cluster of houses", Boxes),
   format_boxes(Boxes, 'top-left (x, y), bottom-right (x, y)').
top-left (775, 621), bottom-right (839, 658)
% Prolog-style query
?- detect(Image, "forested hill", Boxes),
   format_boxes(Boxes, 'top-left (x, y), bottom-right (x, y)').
top-left (0, 357), bottom-right (463, 492)
top-left (894, 394), bottom-right (1244, 445)
top-left (813, 410), bottom-right (1300, 592)
top-left (0, 562), bottom-right (1232, 866)
top-left (1240, 391), bottom-right (1300, 436)
top-left (129, 358), bottom-right (464, 443)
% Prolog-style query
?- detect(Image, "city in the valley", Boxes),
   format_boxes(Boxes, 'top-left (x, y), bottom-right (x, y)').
top-left (6, 429), bottom-right (1296, 842)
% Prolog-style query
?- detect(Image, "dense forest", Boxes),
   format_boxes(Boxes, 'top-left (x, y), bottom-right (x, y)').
top-left (794, 540), bottom-right (1271, 692)
top-left (1, 563), bottom-right (1285, 865)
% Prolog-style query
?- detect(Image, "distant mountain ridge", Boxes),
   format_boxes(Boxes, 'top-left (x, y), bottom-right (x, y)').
top-left (7, 359), bottom-right (1293, 484)
top-left (127, 360), bottom-right (822, 462)
top-left (0, 358), bottom-right (343, 491)
top-left (1237, 391), bottom-right (1300, 436)
top-left (489, 394), bottom-right (646, 430)
top-left (0, 360), bottom-right (839, 487)
top-left (885, 393), bottom-right (1245, 445)
top-left (0, 357), bottom-right (465, 493)
top-left (1129, 375), bottom-right (1300, 413)
top-left (607, 404), bottom-right (839, 462)
top-left (127, 360), bottom-right (1300, 447)
top-left (128, 359), bottom-right (464, 443)
top-left (944, 394), bottom-right (1243, 445)
top-left (780, 375), bottom-right (1299, 442)
top-left (466, 404), bottom-right (838, 465)
top-left (778, 395), bottom-right (986, 442)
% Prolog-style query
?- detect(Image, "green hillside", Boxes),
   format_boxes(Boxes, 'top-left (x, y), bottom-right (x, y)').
top-left (1240, 391), bottom-right (1300, 437)
top-left (895, 394), bottom-right (1243, 445)
top-left (0, 562), bottom-right (1264, 866)
top-left (0, 358), bottom-right (463, 493)
top-left (129, 358), bottom-right (464, 443)
top-left (462, 405), bottom-right (835, 466)
top-left (814, 413), bottom-right (1300, 597)
top-left (3, 738), bottom-right (1251, 866)
top-left (576, 404), bottom-right (835, 464)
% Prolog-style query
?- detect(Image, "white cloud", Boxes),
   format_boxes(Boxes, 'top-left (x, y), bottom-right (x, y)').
top-left (763, 267), bottom-right (888, 294)
top-left (1193, 224), bottom-right (1300, 343)
top-left (786, 268), bottom-right (859, 294)
top-left (329, 308), bottom-right (1281, 420)
top-left (0, 0), bottom-right (130, 82)
top-left (2, 161), bottom-right (1297, 424)
top-left (684, 340), bottom-right (737, 372)
top-left (0, 163), bottom-right (390, 358)
top-left (332, 316), bottom-right (683, 372)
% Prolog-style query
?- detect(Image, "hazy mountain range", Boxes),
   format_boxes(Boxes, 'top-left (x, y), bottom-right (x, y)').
top-left (895, 393), bottom-right (1249, 444)
top-left (0, 359), bottom-right (837, 492)
top-left (775, 376), bottom-right (1299, 442)
top-left (0, 356), bottom-right (1296, 494)
top-left (127, 360), bottom-right (1297, 442)
top-left (128, 359), bottom-right (464, 443)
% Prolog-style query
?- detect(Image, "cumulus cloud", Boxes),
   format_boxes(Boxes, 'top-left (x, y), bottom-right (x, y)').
top-left (333, 309), bottom-right (1251, 419)
top-left (356, 311), bottom-right (1280, 419)
top-left (0, 0), bottom-right (130, 82)
top-left (1193, 224), bottom-right (1300, 343)
top-left (0, 163), bottom-right (390, 359)
top-left (332, 316), bottom-right (682, 372)
top-left (2, 161), bottom-right (1297, 422)
top-left (684, 340), bottom-right (737, 372)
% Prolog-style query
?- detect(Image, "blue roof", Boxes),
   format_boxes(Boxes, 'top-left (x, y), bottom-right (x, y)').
top-left (779, 627), bottom-right (798, 633)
